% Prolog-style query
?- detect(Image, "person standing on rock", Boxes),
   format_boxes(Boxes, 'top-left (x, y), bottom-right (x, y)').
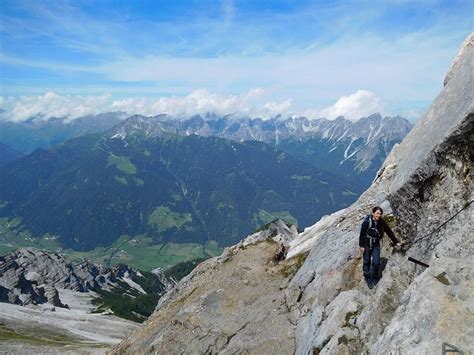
top-left (359, 207), bottom-right (401, 289)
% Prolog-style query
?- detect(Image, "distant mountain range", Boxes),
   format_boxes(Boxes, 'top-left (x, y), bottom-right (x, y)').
top-left (0, 115), bottom-right (358, 251)
top-left (0, 112), bottom-right (127, 154)
top-left (0, 112), bottom-right (412, 191)
top-left (118, 112), bottom-right (412, 191)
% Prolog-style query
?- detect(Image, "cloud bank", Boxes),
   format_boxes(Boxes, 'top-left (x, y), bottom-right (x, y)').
top-left (1, 1), bottom-right (470, 124)
top-left (0, 89), bottom-right (385, 122)
top-left (0, 92), bottom-right (111, 122)
top-left (319, 90), bottom-right (383, 120)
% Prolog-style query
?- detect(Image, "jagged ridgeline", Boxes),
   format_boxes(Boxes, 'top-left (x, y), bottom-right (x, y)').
top-left (0, 248), bottom-right (172, 323)
top-left (0, 122), bottom-right (357, 253)
top-left (1, 112), bottom-right (412, 194)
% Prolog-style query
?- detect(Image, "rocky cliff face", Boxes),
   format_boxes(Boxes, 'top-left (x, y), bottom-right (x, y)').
top-left (112, 34), bottom-right (473, 354)
top-left (0, 248), bottom-right (165, 308)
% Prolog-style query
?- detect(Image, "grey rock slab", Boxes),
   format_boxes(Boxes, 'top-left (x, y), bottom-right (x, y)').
top-left (372, 257), bottom-right (474, 354)
top-left (112, 240), bottom-right (297, 354)
top-left (388, 33), bottom-right (473, 196)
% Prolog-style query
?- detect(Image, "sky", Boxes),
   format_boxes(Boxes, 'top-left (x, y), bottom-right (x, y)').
top-left (0, 0), bottom-right (472, 122)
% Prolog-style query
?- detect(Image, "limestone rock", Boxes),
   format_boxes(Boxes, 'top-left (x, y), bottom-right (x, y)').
top-left (112, 239), bottom-right (299, 354)
top-left (286, 32), bottom-right (473, 354)
top-left (0, 247), bottom-right (158, 308)
top-left (373, 258), bottom-right (473, 354)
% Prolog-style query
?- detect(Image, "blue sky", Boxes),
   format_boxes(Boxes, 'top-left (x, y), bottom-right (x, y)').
top-left (0, 0), bottom-right (472, 121)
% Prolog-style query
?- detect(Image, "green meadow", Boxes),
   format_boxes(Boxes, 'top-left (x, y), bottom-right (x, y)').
top-left (0, 218), bottom-right (222, 272)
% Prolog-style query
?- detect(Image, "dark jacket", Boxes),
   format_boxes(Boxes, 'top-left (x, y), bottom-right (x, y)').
top-left (359, 216), bottom-right (398, 247)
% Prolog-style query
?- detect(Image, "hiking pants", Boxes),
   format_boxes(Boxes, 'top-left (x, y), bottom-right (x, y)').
top-left (363, 240), bottom-right (380, 280)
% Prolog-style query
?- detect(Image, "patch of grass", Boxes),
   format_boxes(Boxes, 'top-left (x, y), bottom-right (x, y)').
top-left (280, 265), bottom-right (294, 278)
top-left (295, 251), bottom-right (309, 269)
top-left (0, 218), bottom-right (43, 253)
top-left (107, 154), bottom-right (137, 174)
top-left (147, 206), bottom-right (192, 233)
top-left (255, 209), bottom-right (298, 227)
top-left (291, 175), bottom-right (311, 181)
top-left (114, 176), bottom-right (128, 185)
top-left (342, 190), bottom-right (358, 196)
top-left (159, 243), bottom-right (210, 258)
top-left (277, 152), bottom-right (287, 162)
top-left (204, 240), bottom-right (221, 256)
top-left (0, 216), bottom-right (222, 272)
top-left (65, 235), bottom-right (222, 271)
top-left (0, 244), bottom-right (16, 255)
top-left (384, 214), bottom-right (397, 230)
top-left (343, 310), bottom-right (359, 329)
top-left (133, 177), bottom-right (144, 186)
top-left (37, 233), bottom-right (61, 250)
top-left (280, 251), bottom-right (309, 278)
top-left (217, 202), bottom-right (233, 210)
top-left (0, 325), bottom-right (77, 347)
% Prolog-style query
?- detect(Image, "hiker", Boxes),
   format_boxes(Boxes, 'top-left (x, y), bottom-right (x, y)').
top-left (359, 207), bottom-right (401, 289)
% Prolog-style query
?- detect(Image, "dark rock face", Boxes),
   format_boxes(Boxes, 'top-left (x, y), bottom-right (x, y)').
top-left (43, 286), bottom-right (67, 308)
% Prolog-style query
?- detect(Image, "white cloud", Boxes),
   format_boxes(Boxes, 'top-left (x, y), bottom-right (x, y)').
top-left (0, 92), bottom-right (111, 122)
top-left (110, 88), bottom-right (293, 118)
top-left (93, 30), bottom-right (463, 106)
top-left (319, 90), bottom-right (383, 121)
top-left (0, 89), bottom-right (297, 122)
top-left (0, 88), bottom-right (425, 123)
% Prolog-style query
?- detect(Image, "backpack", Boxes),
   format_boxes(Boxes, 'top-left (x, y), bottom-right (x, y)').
top-left (366, 215), bottom-right (380, 239)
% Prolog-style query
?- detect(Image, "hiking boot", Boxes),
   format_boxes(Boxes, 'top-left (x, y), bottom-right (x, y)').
top-left (365, 277), bottom-right (374, 289)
